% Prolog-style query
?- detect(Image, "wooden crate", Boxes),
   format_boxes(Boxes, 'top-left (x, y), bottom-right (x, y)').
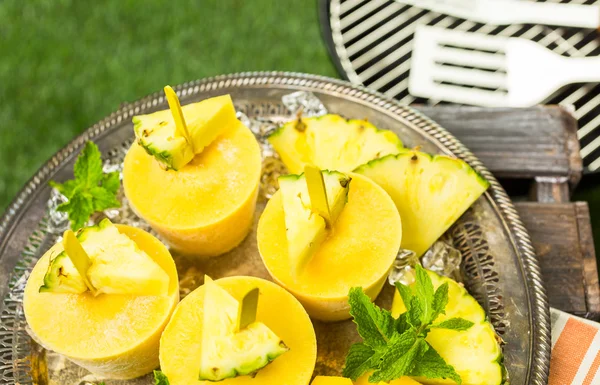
top-left (417, 106), bottom-right (600, 320)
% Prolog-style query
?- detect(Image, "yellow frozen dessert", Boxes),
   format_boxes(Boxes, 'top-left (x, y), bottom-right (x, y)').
top-left (123, 87), bottom-right (261, 257)
top-left (159, 275), bottom-right (317, 385)
top-left (258, 169), bottom-right (402, 321)
top-left (23, 220), bottom-right (179, 379)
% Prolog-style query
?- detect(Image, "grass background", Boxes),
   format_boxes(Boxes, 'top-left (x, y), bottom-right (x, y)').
top-left (1, 0), bottom-right (599, 252)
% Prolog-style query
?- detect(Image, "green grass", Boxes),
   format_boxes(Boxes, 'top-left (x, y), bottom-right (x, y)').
top-left (0, 0), bottom-right (337, 209)
top-left (2, 0), bottom-right (600, 253)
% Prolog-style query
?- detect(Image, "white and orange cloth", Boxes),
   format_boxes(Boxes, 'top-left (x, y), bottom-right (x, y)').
top-left (550, 308), bottom-right (600, 385)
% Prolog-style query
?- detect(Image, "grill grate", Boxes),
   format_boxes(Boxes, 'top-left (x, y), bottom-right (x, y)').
top-left (325, 0), bottom-right (600, 172)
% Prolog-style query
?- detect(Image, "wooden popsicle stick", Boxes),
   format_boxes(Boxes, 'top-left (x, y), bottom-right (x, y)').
top-left (62, 230), bottom-right (96, 293)
top-left (164, 85), bottom-right (194, 151)
top-left (236, 288), bottom-right (259, 332)
top-left (304, 165), bottom-right (332, 228)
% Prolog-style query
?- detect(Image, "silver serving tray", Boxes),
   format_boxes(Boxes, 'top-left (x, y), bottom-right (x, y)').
top-left (0, 72), bottom-right (549, 385)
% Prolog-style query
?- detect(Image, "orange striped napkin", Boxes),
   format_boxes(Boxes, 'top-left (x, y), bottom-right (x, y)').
top-left (550, 308), bottom-right (600, 385)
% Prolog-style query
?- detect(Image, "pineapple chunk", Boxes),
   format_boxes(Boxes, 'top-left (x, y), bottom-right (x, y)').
top-left (279, 171), bottom-right (351, 275)
top-left (38, 252), bottom-right (87, 294)
top-left (199, 277), bottom-right (288, 381)
top-left (133, 94), bottom-right (237, 170)
top-left (39, 219), bottom-right (170, 296)
top-left (356, 150), bottom-right (489, 257)
top-left (268, 114), bottom-right (403, 173)
top-left (392, 270), bottom-right (505, 385)
top-left (133, 109), bottom-right (195, 171)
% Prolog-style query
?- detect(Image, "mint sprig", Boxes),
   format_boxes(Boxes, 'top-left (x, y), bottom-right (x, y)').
top-left (50, 141), bottom-right (120, 230)
top-left (342, 264), bottom-right (474, 384)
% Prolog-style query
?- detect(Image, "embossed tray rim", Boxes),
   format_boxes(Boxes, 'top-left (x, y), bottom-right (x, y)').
top-left (0, 72), bottom-right (550, 385)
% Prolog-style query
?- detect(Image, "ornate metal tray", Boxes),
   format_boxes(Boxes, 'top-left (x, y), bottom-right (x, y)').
top-left (0, 72), bottom-right (549, 385)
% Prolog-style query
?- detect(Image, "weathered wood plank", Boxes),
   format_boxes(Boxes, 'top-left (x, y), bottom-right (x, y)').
top-left (530, 178), bottom-right (570, 203)
top-left (415, 105), bottom-right (583, 188)
top-left (575, 202), bottom-right (600, 320)
top-left (515, 202), bottom-right (600, 320)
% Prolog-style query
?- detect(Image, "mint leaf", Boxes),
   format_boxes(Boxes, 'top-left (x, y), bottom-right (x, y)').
top-left (395, 312), bottom-right (410, 334)
top-left (348, 287), bottom-right (395, 348)
top-left (102, 171), bottom-right (121, 194)
top-left (50, 141), bottom-right (120, 230)
top-left (90, 186), bottom-right (121, 211)
top-left (154, 370), bottom-right (170, 385)
top-left (347, 269), bottom-right (473, 385)
top-left (431, 318), bottom-right (474, 331)
top-left (370, 334), bottom-right (427, 383)
top-left (56, 193), bottom-right (94, 230)
top-left (410, 342), bottom-right (462, 384)
top-left (394, 281), bottom-right (413, 313)
top-left (342, 343), bottom-right (379, 380)
top-left (431, 282), bottom-right (449, 322)
top-left (407, 296), bottom-right (423, 329)
top-left (50, 179), bottom-right (79, 198)
top-left (74, 141), bottom-right (103, 188)
top-left (414, 264), bottom-right (435, 324)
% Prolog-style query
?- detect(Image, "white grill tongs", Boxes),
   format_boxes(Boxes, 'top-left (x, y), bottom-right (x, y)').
top-left (396, 0), bottom-right (600, 29)
top-left (409, 25), bottom-right (600, 107)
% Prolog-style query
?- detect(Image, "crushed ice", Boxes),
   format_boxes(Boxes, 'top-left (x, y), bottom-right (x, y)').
top-left (282, 91), bottom-right (327, 117)
top-left (388, 237), bottom-right (463, 287)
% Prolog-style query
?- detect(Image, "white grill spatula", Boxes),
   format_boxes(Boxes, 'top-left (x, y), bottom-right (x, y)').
top-left (396, 0), bottom-right (600, 29)
top-left (409, 25), bottom-right (600, 107)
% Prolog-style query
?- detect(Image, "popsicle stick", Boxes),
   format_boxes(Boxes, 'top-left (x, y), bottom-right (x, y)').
top-left (304, 165), bottom-right (332, 228)
top-left (62, 230), bottom-right (96, 293)
top-left (237, 288), bottom-right (259, 332)
top-left (164, 85), bottom-right (194, 151)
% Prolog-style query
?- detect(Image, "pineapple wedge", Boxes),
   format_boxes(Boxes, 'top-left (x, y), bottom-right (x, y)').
top-left (133, 94), bottom-right (237, 170)
top-left (355, 150), bottom-right (489, 257)
top-left (268, 114), bottom-right (403, 173)
top-left (279, 170), bottom-right (351, 275)
top-left (392, 270), bottom-right (506, 385)
top-left (39, 219), bottom-right (169, 296)
top-left (199, 277), bottom-right (288, 381)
